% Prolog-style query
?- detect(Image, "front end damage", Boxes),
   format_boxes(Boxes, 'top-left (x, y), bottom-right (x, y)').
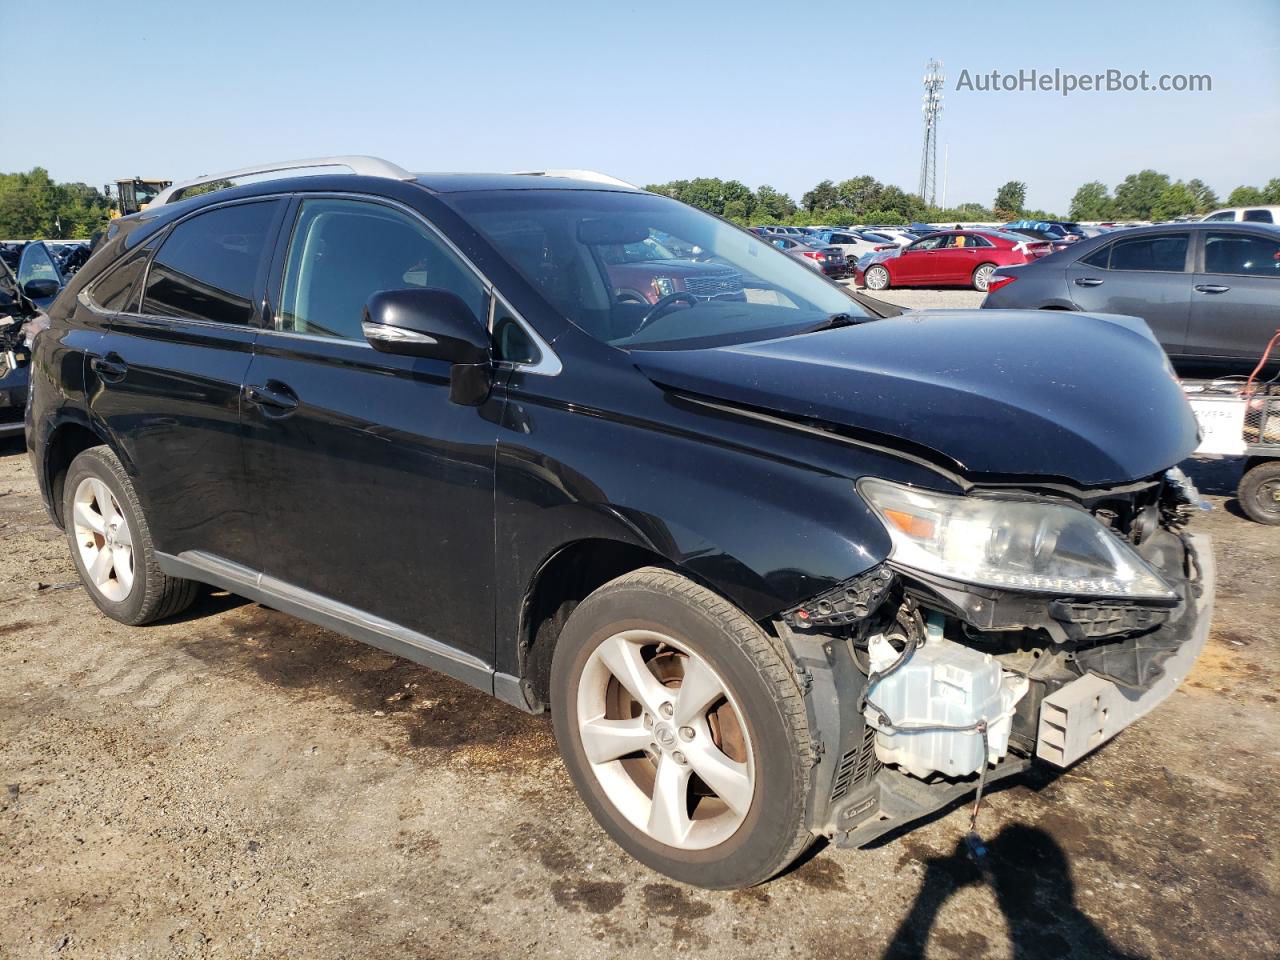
top-left (779, 473), bottom-right (1215, 848)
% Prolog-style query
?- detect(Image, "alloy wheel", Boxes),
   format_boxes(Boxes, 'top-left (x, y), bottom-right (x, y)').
top-left (576, 629), bottom-right (755, 851)
top-left (974, 264), bottom-right (995, 291)
top-left (72, 476), bottom-right (135, 602)
top-left (865, 266), bottom-right (889, 291)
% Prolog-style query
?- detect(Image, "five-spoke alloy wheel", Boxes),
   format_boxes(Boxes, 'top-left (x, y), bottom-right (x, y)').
top-left (62, 446), bottom-right (198, 625)
top-left (551, 568), bottom-right (814, 889)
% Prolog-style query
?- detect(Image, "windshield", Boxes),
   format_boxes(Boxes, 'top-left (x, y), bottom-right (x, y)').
top-left (450, 190), bottom-right (866, 349)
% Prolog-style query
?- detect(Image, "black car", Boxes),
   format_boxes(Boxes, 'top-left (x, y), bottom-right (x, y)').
top-left (983, 222), bottom-right (1280, 371)
top-left (27, 158), bottom-right (1214, 890)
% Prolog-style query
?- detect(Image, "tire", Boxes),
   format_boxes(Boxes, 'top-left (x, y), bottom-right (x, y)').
top-left (864, 265), bottom-right (890, 291)
top-left (972, 262), bottom-right (997, 292)
top-left (62, 446), bottom-right (199, 625)
top-left (550, 567), bottom-right (813, 889)
top-left (1238, 460), bottom-right (1280, 525)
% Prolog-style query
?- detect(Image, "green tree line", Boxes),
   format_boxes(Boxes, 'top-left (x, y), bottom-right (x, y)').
top-left (644, 175), bottom-right (1060, 227)
top-left (1069, 172), bottom-right (1280, 222)
top-left (0, 169), bottom-right (114, 240)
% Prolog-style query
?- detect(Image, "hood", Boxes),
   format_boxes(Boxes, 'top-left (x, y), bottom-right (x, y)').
top-left (631, 310), bottom-right (1199, 487)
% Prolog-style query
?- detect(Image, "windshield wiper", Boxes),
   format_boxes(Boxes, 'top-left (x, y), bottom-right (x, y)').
top-left (805, 312), bottom-right (868, 333)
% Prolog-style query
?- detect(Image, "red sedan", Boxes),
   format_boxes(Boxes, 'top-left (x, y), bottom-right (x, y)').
top-left (856, 229), bottom-right (1053, 292)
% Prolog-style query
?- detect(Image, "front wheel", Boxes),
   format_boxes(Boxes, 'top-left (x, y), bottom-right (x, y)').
top-left (972, 262), bottom-right (997, 291)
top-left (864, 265), bottom-right (890, 291)
top-left (1239, 460), bottom-right (1280, 524)
top-left (550, 568), bottom-right (814, 889)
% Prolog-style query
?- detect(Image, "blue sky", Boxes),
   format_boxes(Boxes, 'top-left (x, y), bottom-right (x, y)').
top-left (8, 0), bottom-right (1278, 213)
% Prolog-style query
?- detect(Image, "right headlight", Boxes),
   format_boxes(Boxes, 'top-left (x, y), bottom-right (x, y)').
top-left (859, 478), bottom-right (1175, 601)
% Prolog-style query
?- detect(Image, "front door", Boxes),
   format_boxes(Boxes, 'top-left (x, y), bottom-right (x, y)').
top-left (241, 196), bottom-right (500, 665)
top-left (894, 235), bottom-right (949, 284)
top-left (88, 198), bottom-right (286, 567)
top-left (1066, 232), bottom-right (1192, 355)
top-left (1185, 230), bottom-right (1280, 363)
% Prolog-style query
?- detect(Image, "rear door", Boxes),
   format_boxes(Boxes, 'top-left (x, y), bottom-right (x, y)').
top-left (87, 197), bottom-right (286, 567)
top-left (1065, 232), bottom-right (1192, 355)
top-left (240, 195), bottom-right (500, 667)
top-left (1185, 229), bottom-right (1280, 362)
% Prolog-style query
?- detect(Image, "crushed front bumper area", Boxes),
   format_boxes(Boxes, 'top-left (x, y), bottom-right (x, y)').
top-left (785, 532), bottom-right (1215, 849)
top-left (1037, 532), bottom-right (1215, 767)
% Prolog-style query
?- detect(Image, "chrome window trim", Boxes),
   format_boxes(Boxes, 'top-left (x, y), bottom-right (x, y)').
top-left (278, 191), bottom-right (561, 375)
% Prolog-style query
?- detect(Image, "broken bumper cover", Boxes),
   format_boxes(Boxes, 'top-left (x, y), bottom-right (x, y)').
top-left (829, 532), bottom-right (1214, 848)
top-left (1037, 531), bottom-right (1214, 767)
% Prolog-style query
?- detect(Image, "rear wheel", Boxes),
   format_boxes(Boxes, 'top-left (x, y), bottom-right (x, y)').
top-left (63, 447), bottom-right (199, 625)
top-left (864, 265), bottom-right (890, 291)
top-left (550, 568), bottom-right (813, 889)
top-left (972, 262), bottom-right (997, 291)
top-left (1239, 460), bottom-right (1280, 525)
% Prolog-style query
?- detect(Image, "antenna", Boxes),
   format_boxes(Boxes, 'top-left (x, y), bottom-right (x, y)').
top-left (918, 60), bottom-right (945, 207)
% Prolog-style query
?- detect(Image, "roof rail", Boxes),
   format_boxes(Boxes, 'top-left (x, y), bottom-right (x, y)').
top-left (511, 169), bottom-right (639, 189)
top-left (154, 156), bottom-right (415, 206)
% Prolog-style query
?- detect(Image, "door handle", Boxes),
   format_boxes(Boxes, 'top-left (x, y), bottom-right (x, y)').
top-left (1194, 284), bottom-right (1231, 294)
top-left (89, 354), bottom-right (127, 382)
top-left (244, 382), bottom-right (299, 414)
top-left (1074, 277), bottom-right (1104, 287)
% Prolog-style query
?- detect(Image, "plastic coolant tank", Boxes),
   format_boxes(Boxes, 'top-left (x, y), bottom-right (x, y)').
top-left (864, 621), bottom-right (1029, 780)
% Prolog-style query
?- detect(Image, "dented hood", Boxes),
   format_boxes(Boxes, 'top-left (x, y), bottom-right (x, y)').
top-left (631, 310), bottom-right (1199, 487)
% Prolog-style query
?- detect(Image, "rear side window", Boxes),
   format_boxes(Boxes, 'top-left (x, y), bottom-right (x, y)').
top-left (1107, 234), bottom-right (1188, 272)
top-left (1243, 209), bottom-right (1275, 223)
top-left (141, 201), bottom-right (280, 325)
top-left (1080, 244), bottom-right (1111, 268)
top-left (1204, 233), bottom-right (1280, 277)
top-left (278, 198), bottom-right (488, 342)
top-left (90, 246), bottom-right (154, 312)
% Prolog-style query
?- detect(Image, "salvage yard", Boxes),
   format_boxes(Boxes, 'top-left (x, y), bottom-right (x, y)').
top-left (0, 435), bottom-right (1276, 960)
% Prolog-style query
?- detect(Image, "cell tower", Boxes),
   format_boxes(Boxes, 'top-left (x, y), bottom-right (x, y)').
top-left (918, 59), bottom-right (944, 206)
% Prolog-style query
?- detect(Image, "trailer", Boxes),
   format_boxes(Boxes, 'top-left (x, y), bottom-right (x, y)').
top-left (1184, 378), bottom-right (1280, 524)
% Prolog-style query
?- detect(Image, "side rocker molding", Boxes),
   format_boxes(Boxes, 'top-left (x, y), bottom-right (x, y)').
top-left (157, 550), bottom-right (534, 713)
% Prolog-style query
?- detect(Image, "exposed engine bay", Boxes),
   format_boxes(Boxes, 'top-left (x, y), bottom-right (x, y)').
top-left (776, 468), bottom-right (1215, 848)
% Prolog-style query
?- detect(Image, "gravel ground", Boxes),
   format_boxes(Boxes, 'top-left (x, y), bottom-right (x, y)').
top-left (1, 438), bottom-right (1277, 960)
top-left (840, 282), bottom-right (986, 312)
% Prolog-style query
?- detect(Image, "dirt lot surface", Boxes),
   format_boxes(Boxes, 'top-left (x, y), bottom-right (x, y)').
top-left (1, 438), bottom-right (1277, 960)
top-left (842, 283), bottom-right (986, 312)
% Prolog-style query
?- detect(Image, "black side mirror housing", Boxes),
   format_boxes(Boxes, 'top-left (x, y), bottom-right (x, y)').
top-left (22, 278), bottom-right (60, 301)
top-left (362, 288), bottom-right (493, 405)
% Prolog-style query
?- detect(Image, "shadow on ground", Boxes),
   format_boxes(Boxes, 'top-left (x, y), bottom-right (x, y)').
top-left (883, 825), bottom-right (1145, 960)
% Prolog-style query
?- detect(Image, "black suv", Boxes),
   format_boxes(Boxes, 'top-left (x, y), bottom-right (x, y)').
top-left (27, 158), bottom-right (1215, 889)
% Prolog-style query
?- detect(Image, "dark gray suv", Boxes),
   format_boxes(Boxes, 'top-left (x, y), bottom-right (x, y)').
top-left (982, 223), bottom-right (1280, 370)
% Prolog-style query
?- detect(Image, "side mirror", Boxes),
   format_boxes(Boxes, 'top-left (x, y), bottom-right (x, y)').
top-left (22, 278), bottom-right (60, 301)
top-left (362, 288), bottom-right (492, 405)
top-left (362, 288), bottom-right (490, 364)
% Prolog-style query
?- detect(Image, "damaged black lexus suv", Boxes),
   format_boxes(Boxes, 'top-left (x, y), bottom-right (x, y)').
top-left (27, 159), bottom-right (1213, 889)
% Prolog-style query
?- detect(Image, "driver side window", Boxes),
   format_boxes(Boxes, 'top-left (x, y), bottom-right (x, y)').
top-left (278, 199), bottom-right (488, 341)
top-left (909, 236), bottom-right (946, 252)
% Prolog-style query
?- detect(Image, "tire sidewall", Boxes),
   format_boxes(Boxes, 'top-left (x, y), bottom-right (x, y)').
top-left (1240, 461), bottom-right (1280, 525)
top-left (550, 579), bottom-right (808, 889)
top-left (63, 450), bottom-right (153, 624)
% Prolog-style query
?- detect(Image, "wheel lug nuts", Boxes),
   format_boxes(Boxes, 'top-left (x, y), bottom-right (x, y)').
top-left (659, 702), bottom-right (673, 719)
top-left (643, 714), bottom-right (653, 728)
top-left (673, 751), bottom-right (687, 765)
top-left (679, 726), bottom-right (695, 741)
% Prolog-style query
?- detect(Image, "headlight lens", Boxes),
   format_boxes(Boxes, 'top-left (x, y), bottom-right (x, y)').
top-left (652, 277), bottom-right (675, 298)
top-left (859, 478), bottom-right (1175, 600)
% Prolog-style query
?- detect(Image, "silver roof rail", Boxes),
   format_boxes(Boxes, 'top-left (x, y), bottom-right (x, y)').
top-left (511, 169), bottom-right (639, 189)
top-left (154, 156), bottom-right (415, 206)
